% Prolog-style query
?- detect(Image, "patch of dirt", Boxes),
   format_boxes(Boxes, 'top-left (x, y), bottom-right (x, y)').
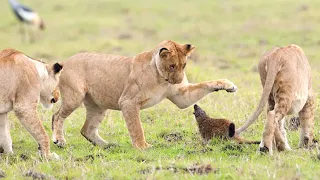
top-left (187, 147), bottom-right (213, 154)
top-left (110, 46), bottom-right (123, 53)
top-left (229, 43), bottom-right (248, 49)
top-left (139, 163), bottom-right (217, 175)
top-left (251, 65), bottom-right (258, 72)
top-left (215, 58), bottom-right (232, 70)
top-left (183, 163), bottom-right (218, 175)
top-left (118, 33), bottom-right (132, 40)
top-left (139, 168), bottom-right (152, 174)
top-left (24, 170), bottom-right (47, 180)
top-left (121, 8), bottom-right (130, 14)
top-left (161, 132), bottom-right (183, 142)
top-left (75, 154), bottom-right (110, 162)
top-left (287, 117), bottom-right (300, 131)
top-left (33, 52), bottom-right (56, 60)
top-left (189, 52), bottom-right (200, 62)
top-left (136, 156), bottom-right (147, 163)
top-left (142, 115), bottom-right (155, 124)
top-left (297, 4), bottom-right (309, 12)
top-left (237, 51), bottom-right (257, 59)
top-left (143, 28), bottom-right (157, 38)
top-left (0, 169), bottom-right (6, 178)
top-left (258, 39), bottom-right (269, 46)
top-left (53, 4), bottom-right (64, 11)
top-left (20, 154), bottom-right (29, 161)
top-left (222, 144), bottom-right (243, 152)
top-left (104, 143), bottom-right (119, 150)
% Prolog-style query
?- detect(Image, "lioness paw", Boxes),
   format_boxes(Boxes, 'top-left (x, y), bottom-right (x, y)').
top-left (133, 142), bottom-right (152, 150)
top-left (53, 139), bottom-right (66, 148)
top-left (222, 79), bottom-right (238, 93)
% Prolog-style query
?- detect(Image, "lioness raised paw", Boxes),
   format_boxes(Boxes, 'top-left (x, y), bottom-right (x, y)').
top-left (209, 79), bottom-right (237, 93)
top-left (222, 79), bottom-right (238, 93)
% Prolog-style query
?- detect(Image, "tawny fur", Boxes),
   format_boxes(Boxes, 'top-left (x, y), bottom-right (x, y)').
top-left (193, 104), bottom-right (259, 144)
top-left (0, 49), bottom-right (63, 158)
top-left (235, 44), bottom-right (315, 154)
top-left (52, 40), bottom-right (238, 149)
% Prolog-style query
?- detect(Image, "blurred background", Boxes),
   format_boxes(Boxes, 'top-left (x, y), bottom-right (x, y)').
top-left (2, 0), bottom-right (320, 64)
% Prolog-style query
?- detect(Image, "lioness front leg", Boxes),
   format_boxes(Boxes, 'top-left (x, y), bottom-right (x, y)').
top-left (121, 102), bottom-right (151, 149)
top-left (168, 79), bottom-right (237, 109)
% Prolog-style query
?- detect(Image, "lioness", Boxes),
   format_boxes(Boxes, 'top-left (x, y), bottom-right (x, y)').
top-left (235, 44), bottom-right (315, 154)
top-left (52, 40), bottom-right (237, 149)
top-left (0, 49), bottom-right (63, 158)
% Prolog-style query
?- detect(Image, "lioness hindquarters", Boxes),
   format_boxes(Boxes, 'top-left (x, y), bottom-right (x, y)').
top-left (237, 45), bottom-right (314, 154)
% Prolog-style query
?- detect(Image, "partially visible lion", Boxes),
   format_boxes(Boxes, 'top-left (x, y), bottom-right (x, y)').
top-left (52, 40), bottom-right (238, 149)
top-left (235, 44), bottom-right (315, 154)
top-left (0, 49), bottom-right (63, 158)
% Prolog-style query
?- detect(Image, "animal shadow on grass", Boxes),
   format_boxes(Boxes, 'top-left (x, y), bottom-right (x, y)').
top-left (159, 132), bottom-right (184, 143)
top-left (24, 170), bottom-right (48, 180)
top-left (139, 163), bottom-right (218, 175)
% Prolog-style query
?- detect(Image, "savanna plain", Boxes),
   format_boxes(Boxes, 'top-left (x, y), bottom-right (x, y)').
top-left (0, 0), bottom-right (320, 179)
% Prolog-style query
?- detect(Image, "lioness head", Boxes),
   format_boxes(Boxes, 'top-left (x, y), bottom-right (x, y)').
top-left (40, 63), bottom-right (63, 108)
top-left (155, 40), bottom-right (195, 84)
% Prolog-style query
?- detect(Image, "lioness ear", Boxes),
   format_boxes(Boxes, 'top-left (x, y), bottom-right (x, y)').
top-left (184, 44), bottom-right (196, 56)
top-left (53, 63), bottom-right (63, 74)
top-left (159, 47), bottom-right (170, 58)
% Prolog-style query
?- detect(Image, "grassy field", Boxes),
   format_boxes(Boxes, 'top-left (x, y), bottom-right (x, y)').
top-left (1, 0), bottom-right (320, 179)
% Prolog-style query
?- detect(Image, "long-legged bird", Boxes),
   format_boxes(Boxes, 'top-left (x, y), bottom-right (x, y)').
top-left (8, 0), bottom-right (45, 42)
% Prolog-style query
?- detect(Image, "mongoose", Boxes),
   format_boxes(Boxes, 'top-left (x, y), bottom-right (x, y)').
top-left (193, 104), bottom-right (259, 144)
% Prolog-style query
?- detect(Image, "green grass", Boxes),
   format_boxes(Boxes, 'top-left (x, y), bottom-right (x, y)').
top-left (1, 0), bottom-right (320, 179)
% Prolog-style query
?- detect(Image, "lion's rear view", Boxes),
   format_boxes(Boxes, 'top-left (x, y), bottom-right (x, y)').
top-left (236, 44), bottom-right (314, 154)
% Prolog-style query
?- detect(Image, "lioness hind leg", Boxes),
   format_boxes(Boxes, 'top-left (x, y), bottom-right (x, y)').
top-left (14, 103), bottom-right (51, 158)
top-left (298, 95), bottom-right (315, 148)
top-left (272, 88), bottom-right (293, 152)
top-left (275, 118), bottom-right (291, 151)
top-left (0, 113), bottom-right (12, 154)
top-left (81, 102), bottom-right (108, 147)
top-left (260, 110), bottom-right (276, 155)
top-left (52, 91), bottom-right (85, 147)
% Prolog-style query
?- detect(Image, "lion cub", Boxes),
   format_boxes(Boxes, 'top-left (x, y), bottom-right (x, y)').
top-left (193, 104), bottom-right (259, 144)
top-left (236, 45), bottom-right (315, 154)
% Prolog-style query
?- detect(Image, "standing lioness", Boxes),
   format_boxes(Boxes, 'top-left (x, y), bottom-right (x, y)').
top-left (0, 49), bottom-right (63, 158)
top-left (52, 40), bottom-right (237, 149)
top-left (236, 45), bottom-right (315, 154)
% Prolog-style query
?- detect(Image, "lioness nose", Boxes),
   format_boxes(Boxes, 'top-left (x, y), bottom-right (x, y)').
top-left (51, 98), bottom-right (56, 103)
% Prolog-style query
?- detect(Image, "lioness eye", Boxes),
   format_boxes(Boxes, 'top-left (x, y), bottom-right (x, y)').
top-left (183, 63), bottom-right (186, 69)
top-left (169, 64), bottom-right (175, 70)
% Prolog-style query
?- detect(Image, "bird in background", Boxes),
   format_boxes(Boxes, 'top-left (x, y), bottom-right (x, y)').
top-left (8, 0), bottom-right (45, 43)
